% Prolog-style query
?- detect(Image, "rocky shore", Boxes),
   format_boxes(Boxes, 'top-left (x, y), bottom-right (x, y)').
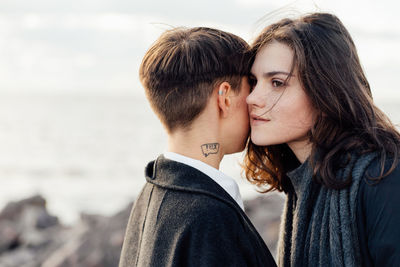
top-left (0, 194), bottom-right (284, 267)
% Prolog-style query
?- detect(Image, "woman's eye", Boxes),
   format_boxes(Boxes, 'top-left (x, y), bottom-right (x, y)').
top-left (272, 80), bottom-right (284, 87)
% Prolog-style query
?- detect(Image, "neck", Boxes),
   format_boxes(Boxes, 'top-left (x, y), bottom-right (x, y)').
top-left (167, 126), bottom-right (223, 170)
top-left (288, 139), bottom-right (313, 163)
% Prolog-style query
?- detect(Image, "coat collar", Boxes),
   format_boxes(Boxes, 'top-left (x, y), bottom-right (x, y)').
top-left (145, 155), bottom-right (245, 213)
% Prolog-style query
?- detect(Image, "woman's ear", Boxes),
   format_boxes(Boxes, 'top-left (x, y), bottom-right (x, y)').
top-left (217, 82), bottom-right (232, 118)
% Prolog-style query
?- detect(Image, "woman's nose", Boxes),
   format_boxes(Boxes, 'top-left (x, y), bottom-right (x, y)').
top-left (246, 86), bottom-right (265, 108)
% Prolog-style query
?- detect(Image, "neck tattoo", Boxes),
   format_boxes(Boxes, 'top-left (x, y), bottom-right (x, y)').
top-left (201, 143), bottom-right (220, 157)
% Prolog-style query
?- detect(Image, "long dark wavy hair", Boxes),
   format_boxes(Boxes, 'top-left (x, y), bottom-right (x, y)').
top-left (244, 13), bottom-right (400, 193)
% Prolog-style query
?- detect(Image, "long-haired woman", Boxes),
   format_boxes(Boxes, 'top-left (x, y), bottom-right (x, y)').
top-left (244, 12), bottom-right (400, 266)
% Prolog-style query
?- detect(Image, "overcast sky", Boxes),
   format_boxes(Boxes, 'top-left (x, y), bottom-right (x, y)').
top-left (0, 0), bottom-right (399, 100)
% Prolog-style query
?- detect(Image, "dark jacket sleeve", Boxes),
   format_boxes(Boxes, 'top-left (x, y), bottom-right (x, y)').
top-left (151, 203), bottom-right (257, 267)
top-left (357, 159), bottom-right (400, 266)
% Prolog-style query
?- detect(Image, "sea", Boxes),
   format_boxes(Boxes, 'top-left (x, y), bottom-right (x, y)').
top-left (0, 93), bottom-right (398, 225)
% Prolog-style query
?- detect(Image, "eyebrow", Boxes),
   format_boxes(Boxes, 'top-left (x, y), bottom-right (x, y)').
top-left (262, 71), bottom-right (293, 78)
top-left (249, 71), bottom-right (294, 78)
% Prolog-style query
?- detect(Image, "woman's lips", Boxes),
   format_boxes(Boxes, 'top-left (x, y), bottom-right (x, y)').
top-left (250, 114), bottom-right (270, 125)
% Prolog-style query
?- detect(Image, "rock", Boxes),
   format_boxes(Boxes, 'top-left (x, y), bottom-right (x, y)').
top-left (36, 209), bottom-right (59, 229)
top-left (0, 195), bottom-right (46, 221)
top-left (244, 192), bottom-right (285, 258)
top-left (0, 195), bottom-right (66, 266)
top-left (0, 247), bottom-right (37, 267)
top-left (0, 221), bottom-right (19, 253)
top-left (42, 203), bottom-right (132, 267)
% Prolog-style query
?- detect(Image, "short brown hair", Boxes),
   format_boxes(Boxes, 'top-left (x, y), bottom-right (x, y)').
top-left (139, 27), bottom-right (250, 132)
top-left (244, 13), bottom-right (400, 192)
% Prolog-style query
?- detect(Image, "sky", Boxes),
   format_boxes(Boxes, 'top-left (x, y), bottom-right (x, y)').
top-left (0, 0), bottom-right (399, 100)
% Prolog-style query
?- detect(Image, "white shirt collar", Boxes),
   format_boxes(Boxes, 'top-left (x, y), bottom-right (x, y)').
top-left (163, 152), bottom-right (244, 210)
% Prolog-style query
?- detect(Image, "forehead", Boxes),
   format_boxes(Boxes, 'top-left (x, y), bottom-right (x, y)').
top-left (251, 41), bottom-right (294, 75)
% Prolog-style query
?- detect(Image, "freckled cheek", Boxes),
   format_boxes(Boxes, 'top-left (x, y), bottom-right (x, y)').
top-left (282, 105), bottom-right (314, 129)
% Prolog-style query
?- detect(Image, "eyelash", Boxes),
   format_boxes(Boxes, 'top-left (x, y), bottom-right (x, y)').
top-left (248, 77), bottom-right (286, 91)
top-left (272, 79), bottom-right (285, 87)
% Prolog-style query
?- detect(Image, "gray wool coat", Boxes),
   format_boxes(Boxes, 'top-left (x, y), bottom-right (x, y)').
top-left (119, 155), bottom-right (276, 267)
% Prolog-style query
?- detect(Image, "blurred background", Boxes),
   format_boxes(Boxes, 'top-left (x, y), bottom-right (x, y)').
top-left (0, 0), bottom-right (399, 266)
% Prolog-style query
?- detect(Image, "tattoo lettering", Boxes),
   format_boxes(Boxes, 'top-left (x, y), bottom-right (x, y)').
top-left (201, 143), bottom-right (220, 157)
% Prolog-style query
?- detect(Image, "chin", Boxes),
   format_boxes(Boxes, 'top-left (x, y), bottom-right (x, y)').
top-left (250, 133), bottom-right (266, 146)
top-left (250, 140), bottom-right (265, 147)
top-left (250, 134), bottom-right (280, 147)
